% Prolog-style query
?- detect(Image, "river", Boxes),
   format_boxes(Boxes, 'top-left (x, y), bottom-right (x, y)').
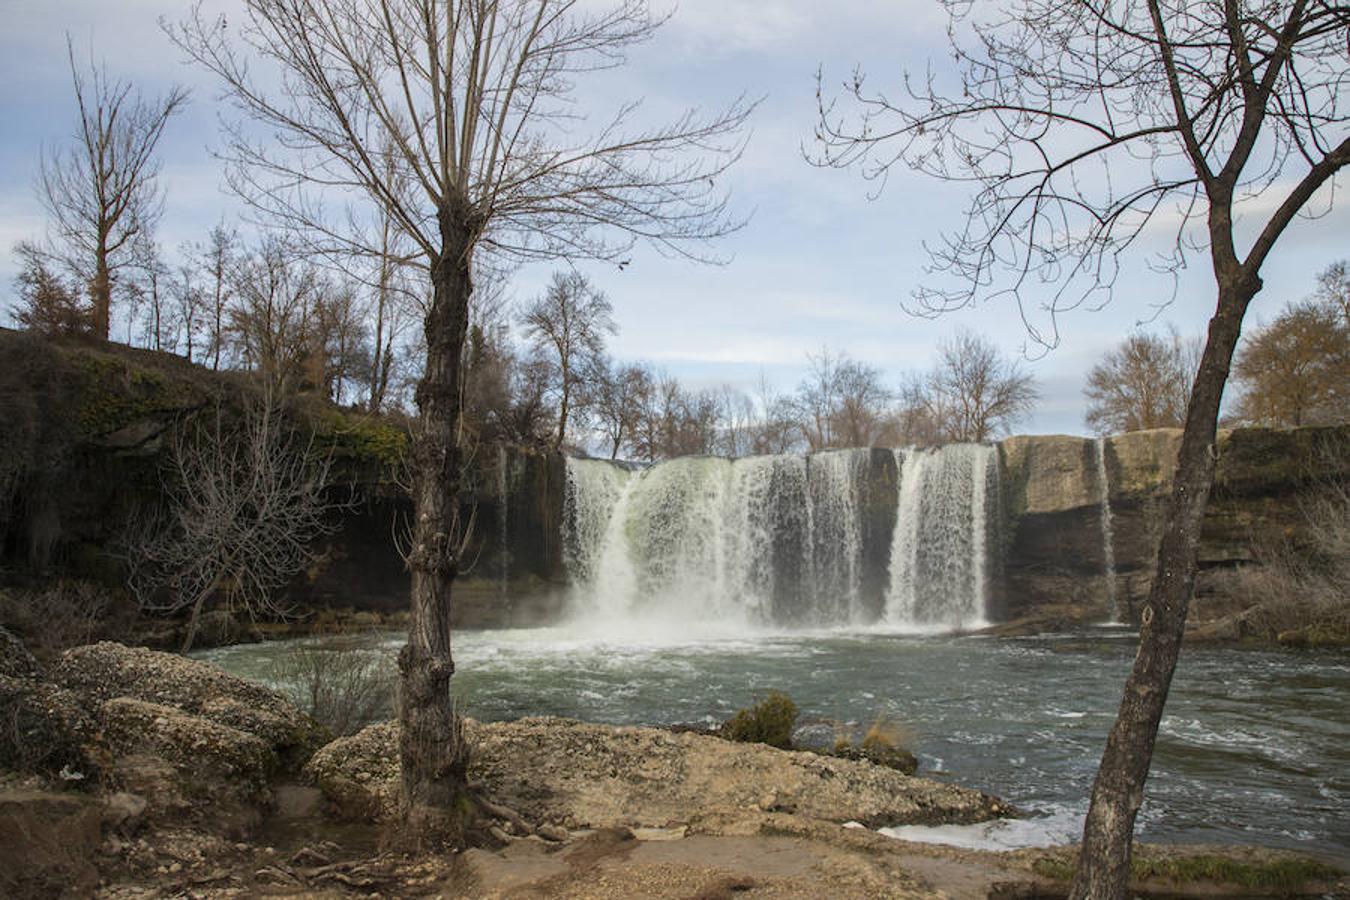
top-left (198, 624), bottom-right (1349, 861)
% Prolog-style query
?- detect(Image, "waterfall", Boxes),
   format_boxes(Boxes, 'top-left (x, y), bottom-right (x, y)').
top-left (563, 444), bottom-right (996, 631)
top-left (884, 444), bottom-right (996, 629)
top-left (1095, 437), bottom-right (1119, 621)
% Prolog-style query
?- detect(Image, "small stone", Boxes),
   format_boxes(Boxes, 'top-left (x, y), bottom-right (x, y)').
top-left (537, 824), bottom-right (569, 842)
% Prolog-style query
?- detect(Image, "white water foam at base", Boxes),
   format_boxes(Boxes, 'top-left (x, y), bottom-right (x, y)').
top-left (877, 804), bottom-right (1085, 851)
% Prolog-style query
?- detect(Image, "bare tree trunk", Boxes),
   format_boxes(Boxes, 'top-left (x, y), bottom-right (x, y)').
top-left (398, 204), bottom-right (475, 841)
top-left (555, 358), bottom-right (571, 452)
top-left (1070, 274), bottom-right (1258, 899)
top-left (93, 243), bottom-right (112, 340)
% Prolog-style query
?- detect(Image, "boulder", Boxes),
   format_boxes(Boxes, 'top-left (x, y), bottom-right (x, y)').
top-left (99, 697), bottom-right (275, 814)
top-left (55, 642), bottom-right (328, 770)
top-left (0, 790), bottom-right (102, 900)
top-left (307, 717), bottom-right (1010, 831)
top-left (0, 674), bottom-right (97, 776)
top-left (304, 720), bottom-right (401, 820)
top-left (194, 609), bottom-right (247, 647)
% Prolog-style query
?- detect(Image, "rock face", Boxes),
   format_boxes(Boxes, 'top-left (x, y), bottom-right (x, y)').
top-left (1000, 425), bottom-right (1348, 623)
top-left (306, 717), bottom-right (1010, 831)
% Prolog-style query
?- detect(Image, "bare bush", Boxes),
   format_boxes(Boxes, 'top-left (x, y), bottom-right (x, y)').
top-left (0, 580), bottom-right (110, 662)
top-left (1228, 474), bottom-right (1350, 645)
top-left (268, 637), bottom-right (394, 736)
top-left (123, 398), bottom-right (340, 653)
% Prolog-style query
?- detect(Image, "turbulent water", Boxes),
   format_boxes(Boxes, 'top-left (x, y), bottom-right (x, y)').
top-left (563, 445), bottom-right (997, 630)
top-left (200, 628), bottom-right (1350, 859)
top-left (199, 447), bottom-right (1347, 858)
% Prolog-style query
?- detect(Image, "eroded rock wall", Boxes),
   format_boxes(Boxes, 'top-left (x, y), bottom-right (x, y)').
top-left (1000, 426), bottom-right (1348, 623)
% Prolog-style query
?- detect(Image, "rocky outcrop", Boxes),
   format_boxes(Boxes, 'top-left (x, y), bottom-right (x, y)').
top-left (2, 640), bottom-right (327, 827)
top-left (998, 425), bottom-right (1348, 623)
top-left (57, 642), bottom-right (328, 770)
top-left (0, 625), bottom-right (41, 678)
top-left (100, 697), bottom-right (276, 813)
top-left (306, 717), bottom-right (1010, 831)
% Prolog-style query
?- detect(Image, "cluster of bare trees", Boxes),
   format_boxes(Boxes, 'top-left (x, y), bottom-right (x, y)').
top-left (1082, 260), bottom-right (1349, 436)
top-left (16, 213), bottom-right (425, 414)
top-left (467, 272), bottom-right (1041, 459)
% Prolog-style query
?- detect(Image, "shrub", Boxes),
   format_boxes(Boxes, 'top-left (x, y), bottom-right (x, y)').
top-left (268, 637), bottom-right (394, 736)
top-left (830, 715), bottom-right (919, 775)
top-left (0, 581), bottom-right (111, 663)
top-left (1221, 458), bottom-right (1350, 646)
top-left (720, 691), bottom-right (798, 749)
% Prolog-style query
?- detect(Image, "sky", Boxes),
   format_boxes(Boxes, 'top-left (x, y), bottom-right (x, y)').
top-left (1, 0), bottom-right (1346, 436)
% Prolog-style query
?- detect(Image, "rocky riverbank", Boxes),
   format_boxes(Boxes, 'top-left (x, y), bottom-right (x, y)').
top-left (2, 633), bottom-right (1344, 898)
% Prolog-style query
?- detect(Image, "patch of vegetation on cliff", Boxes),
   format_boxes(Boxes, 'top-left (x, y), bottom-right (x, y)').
top-left (65, 347), bottom-right (206, 440)
top-left (309, 406), bottom-right (410, 476)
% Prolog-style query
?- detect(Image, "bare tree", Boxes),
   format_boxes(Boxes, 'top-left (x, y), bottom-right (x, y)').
top-left (815, 1), bottom-right (1350, 893)
top-left (1084, 331), bottom-right (1192, 435)
top-left (199, 223), bottom-right (239, 371)
top-left (1231, 296), bottom-right (1350, 427)
top-left (589, 357), bottom-right (651, 459)
top-left (751, 371), bottom-right (801, 455)
top-left (715, 385), bottom-right (758, 458)
top-left (522, 271), bottom-right (616, 451)
top-left (170, 253), bottom-right (209, 363)
top-left (37, 41), bottom-right (187, 340)
top-left (790, 348), bottom-right (895, 450)
top-left (227, 237), bottom-right (323, 397)
top-left (920, 330), bottom-right (1038, 443)
top-left (125, 400), bottom-right (337, 653)
top-left (171, 0), bottom-right (751, 837)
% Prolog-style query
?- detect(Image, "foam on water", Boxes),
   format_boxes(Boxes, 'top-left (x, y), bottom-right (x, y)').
top-left (879, 804), bottom-right (1085, 851)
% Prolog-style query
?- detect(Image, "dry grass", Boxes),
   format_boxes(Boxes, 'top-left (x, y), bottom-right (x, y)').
top-left (1225, 473), bottom-right (1350, 646)
top-left (0, 580), bottom-right (111, 662)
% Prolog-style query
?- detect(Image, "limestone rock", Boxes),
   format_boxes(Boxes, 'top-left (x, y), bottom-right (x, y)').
top-left (55, 642), bottom-right (328, 770)
top-left (308, 718), bottom-right (1010, 831)
top-left (303, 720), bottom-right (400, 820)
top-left (194, 609), bottom-right (247, 648)
top-left (0, 625), bottom-right (41, 679)
top-left (100, 697), bottom-right (276, 813)
top-left (0, 674), bottom-right (97, 776)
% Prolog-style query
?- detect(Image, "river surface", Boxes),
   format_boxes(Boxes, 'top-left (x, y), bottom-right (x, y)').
top-left (198, 625), bottom-right (1349, 860)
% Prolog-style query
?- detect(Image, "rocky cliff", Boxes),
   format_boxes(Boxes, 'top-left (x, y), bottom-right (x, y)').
top-left (1000, 426), bottom-right (1348, 623)
top-left (3, 330), bottom-right (1345, 632)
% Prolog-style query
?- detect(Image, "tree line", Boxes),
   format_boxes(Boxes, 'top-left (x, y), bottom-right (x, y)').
top-left (1083, 260), bottom-right (1350, 436)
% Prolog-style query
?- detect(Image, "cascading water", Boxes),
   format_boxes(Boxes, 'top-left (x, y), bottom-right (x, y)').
top-left (564, 444), bottom-right (998, 632)
top-left (1095, 437), bottom-right (1120, 621)
top-left (884, 444), bottom-right (996, 629)
top-left (563, 453), bottom-right (863, 627)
